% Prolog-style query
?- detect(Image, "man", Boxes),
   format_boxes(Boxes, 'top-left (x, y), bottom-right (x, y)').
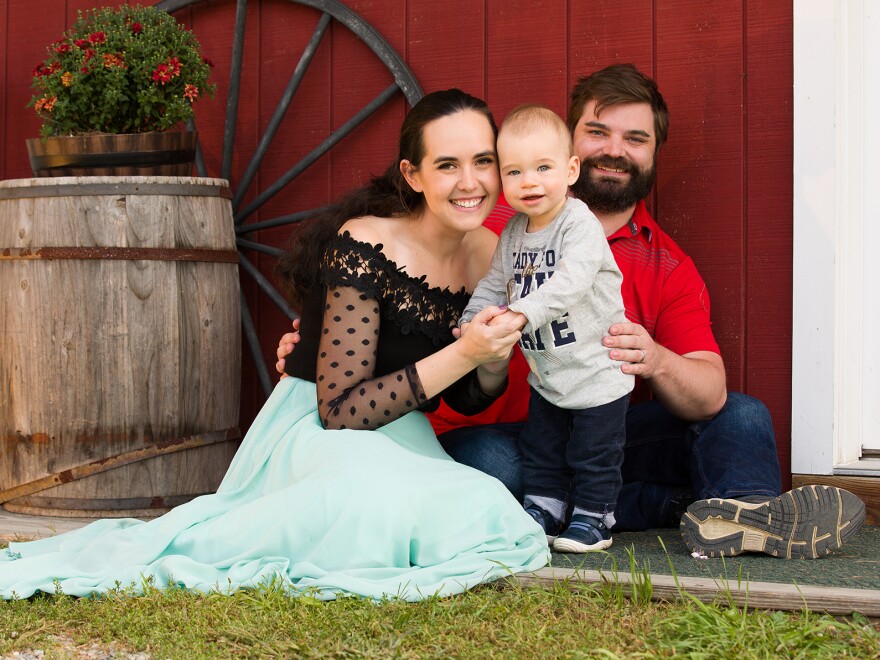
top-left (277, 64), bottom-right (865, 559)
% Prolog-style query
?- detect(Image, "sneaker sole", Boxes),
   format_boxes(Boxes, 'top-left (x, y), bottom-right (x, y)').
top-left (679, 485), bottom-right (865, 559)
top-left (553, 536), bottom-right (613, 553)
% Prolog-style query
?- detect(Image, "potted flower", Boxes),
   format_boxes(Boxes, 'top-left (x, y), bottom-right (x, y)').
top-left (27, 4), bottom-right (216, 177)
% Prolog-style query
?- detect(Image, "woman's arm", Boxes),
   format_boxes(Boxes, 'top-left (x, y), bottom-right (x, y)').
top-left (316, 285), bottom-right (517, 430)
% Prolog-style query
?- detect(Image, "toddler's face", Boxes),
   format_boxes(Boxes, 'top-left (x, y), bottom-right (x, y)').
top-left (497, 124), bottom-right (579, 226)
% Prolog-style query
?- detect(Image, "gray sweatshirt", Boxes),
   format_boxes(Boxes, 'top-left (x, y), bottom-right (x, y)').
top-left (461, 197), bottom-right (634, 409)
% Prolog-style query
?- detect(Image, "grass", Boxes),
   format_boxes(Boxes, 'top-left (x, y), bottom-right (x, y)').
top-left (0, 551), bottom-right (878, 658)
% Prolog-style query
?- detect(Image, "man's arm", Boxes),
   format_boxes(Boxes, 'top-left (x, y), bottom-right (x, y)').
top-left (604, 322), bottom-right (727, 421)
top-left (275, 318), bottom-right (300, 378)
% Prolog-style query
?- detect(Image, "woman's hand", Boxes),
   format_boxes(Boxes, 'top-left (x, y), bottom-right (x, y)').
top-left (275, 318), bottom-right (301, 379)
top-left (458, 306), bottom-right (524, 366)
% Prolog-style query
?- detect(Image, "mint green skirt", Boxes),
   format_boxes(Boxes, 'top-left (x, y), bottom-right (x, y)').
top-left (0, 378), bottom-right (547, 600)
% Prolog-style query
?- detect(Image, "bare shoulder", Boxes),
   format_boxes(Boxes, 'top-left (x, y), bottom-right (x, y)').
top-left (462, 226), bottom-right (499, 284)
top-left (463, 225), bottom-right (499, 264)
top-left (339, 216), bottom-right (392, 246)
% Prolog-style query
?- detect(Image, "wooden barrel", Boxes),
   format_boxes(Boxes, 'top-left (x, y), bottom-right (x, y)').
top-left (0, 176), bottom-right (241, 517)
top-left (26, 132), bottom-right (197, 178)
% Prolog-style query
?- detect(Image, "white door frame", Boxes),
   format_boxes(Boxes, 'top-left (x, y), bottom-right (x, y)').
top-left (792, 0), bottom-right (880, 475)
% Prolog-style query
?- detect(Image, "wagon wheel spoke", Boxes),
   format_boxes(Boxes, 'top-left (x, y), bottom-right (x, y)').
top-left (219, 0), bottom-right (248, 181)
top-left (239, 290), bottom-right (273, 397)
top-left (155, 0), bottom-right (423, 406)
top-left (234, 82), bottom-right (400, 224)
top-left (232, 12), bottom-right (332, 212)
top-left (235, 206), bottom-right (330, 234)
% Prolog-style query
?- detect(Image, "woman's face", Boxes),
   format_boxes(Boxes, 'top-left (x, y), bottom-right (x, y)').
top-left (402, 110), bottom-right (500, 233)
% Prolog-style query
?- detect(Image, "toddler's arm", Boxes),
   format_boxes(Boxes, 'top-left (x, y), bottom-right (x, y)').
top-left (509, 206), bottom-right (611, 330)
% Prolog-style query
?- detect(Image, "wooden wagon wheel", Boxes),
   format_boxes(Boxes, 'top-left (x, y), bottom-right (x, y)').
top-left (154, 0), bottom-right (424, 400)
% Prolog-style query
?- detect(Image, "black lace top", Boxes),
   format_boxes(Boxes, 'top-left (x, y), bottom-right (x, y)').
top-left (285, 232), bottom-right (499, 430)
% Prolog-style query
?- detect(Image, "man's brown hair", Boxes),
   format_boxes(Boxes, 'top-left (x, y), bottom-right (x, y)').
top-left (568, 64), bottom-right (669, 153)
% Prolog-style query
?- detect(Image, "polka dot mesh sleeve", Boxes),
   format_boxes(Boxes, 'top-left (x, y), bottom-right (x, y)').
top-left (316, 285), bottom-right (427, 430)
top-left (315, 235), bottom-right (428, 431)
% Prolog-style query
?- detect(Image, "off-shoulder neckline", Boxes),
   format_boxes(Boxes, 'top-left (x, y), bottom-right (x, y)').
top-left (334, 231), bottom-right (469, 299)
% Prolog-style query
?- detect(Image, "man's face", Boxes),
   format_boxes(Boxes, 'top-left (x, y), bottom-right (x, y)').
top-left (570, 100), bottom-right (657, 214)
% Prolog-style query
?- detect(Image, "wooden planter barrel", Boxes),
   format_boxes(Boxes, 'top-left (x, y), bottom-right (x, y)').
top-left (0, 176), bottom-right (241, 518)
top-left (26, 131), bottom-right (197, 177)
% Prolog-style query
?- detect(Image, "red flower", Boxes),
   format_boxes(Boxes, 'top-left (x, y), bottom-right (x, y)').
top-left (83, 48), bottom-right (96, 62)
top-left (152, 63), bottom-right (171, 85)
top-left (74, 39), bottom-right (89, 48)
top-left (53, 42), bottom-right (71, 54)
top-left (33, 62), bottom-right (61, 77)
top-left (89, 31), bottom-right (105, 44)
top-left (184, 84), bottom-right (198, 101)
top-left (152, 57), bottom-right (182, 85)
top-left (202, 56), bottom-right (215, 68)
top-left (131, 22), bottom-right (143, 34)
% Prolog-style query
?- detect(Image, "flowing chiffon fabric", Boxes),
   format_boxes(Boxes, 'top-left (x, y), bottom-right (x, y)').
top-left (0, 378), bottom-right (548, 600)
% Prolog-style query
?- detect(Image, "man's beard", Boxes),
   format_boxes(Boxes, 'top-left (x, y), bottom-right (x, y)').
top-left (570, 155), bottom-right (656, 214)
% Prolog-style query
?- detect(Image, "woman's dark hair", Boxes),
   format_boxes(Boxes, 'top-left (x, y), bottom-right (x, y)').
top-left (276, 88), bottom-right (497, 306)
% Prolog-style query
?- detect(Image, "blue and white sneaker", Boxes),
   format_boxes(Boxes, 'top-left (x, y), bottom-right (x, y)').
top-left (553, 514), bottom-right (613, 553)
top-left (524, 505), bottom-right (564, 544)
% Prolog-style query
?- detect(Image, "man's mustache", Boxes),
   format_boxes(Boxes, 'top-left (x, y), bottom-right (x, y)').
top-left (583, 155), bottom-right (637, 175)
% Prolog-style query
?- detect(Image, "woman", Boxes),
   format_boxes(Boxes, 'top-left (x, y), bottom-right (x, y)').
top-left (0, 90), bottom-right (548, 601)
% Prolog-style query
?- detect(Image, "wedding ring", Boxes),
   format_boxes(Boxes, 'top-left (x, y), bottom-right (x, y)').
top-left (637, 349), bottom-right (647, 363)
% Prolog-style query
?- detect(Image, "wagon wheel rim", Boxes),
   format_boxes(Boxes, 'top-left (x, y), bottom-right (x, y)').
top-left (153, 0), bottom-right (423, 400)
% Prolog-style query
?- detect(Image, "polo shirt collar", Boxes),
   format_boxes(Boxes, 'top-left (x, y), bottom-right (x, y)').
top-left (606, 200), bottom-right (654, 243)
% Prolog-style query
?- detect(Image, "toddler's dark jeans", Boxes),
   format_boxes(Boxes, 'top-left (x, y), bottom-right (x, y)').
top-left (519, 389), bottom-right (630, 515)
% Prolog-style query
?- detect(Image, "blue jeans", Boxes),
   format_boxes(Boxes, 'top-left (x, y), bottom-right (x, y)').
top-left (437, 392), bottom-right (782, 531)
top-left (520, 390), bottom-right (629, 514)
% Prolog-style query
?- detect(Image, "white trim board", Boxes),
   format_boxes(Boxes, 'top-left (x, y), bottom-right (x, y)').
top-left (792, 0), bottom-right (880, 474)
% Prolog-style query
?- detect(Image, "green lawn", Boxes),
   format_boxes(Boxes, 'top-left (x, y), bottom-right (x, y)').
top-left (1, 574), bottom-right (878, 658)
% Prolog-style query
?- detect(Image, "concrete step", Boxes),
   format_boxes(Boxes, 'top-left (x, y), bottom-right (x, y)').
top-left (0, 508), bottom-right (95, 543)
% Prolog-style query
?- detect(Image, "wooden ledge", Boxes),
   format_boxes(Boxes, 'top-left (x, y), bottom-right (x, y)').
top-left (516, 566), bottom-right (880, 617)
top-left (792, 474), bottom-right (880, 526)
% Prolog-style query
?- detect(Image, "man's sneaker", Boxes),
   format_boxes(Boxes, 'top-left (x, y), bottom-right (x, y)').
top-left (553, 514), bottom-right (613, 553)
top-left (524, 505), bottom-right (564, 544)
top-left (680, 485), bottom-right (866, 559)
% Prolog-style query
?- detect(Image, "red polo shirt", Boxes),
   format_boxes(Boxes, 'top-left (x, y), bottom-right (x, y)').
top-left (427, 197), bottom-right (720, 434)
top-left (609, 201), bottom-right (720, 402)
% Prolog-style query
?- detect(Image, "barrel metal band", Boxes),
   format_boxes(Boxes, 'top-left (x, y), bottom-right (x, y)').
top-left (0, 182), bottom-right (233, 200)
top-left (0, 428), bottom-right (241, 504)
top-left (0, 247), bottom-right (239, 263)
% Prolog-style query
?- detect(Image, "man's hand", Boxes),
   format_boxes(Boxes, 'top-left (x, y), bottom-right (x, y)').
top-left (604, 321), bottom-right (727, 421)
top-left (603, 322), bottom-right (658, 377)
top-left (275, 318), bottom-right (301, 379)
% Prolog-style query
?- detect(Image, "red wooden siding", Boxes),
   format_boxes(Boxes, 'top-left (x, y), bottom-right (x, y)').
top-left (0, 0), bottom-right (793, 486)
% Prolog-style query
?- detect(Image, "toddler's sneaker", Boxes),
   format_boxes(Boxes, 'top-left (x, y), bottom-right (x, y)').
top-left (524, 505), bottom-right (564, 544)
top-left (553, 514), bottom-right (612, 553)
top-left (680, 485), bottom-right (866, 559)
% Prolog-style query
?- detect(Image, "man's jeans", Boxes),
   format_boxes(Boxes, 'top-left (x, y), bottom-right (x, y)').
top-left (437, 392), bottom-right (782, 531)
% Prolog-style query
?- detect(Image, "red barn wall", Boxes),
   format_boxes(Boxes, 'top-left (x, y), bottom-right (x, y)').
top-left (0, 0), bottom-right (794, 486)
